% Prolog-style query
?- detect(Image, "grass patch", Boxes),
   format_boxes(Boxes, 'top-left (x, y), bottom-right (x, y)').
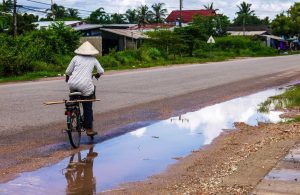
top-left (0, 71), bottom-right (62, 83)
top-left (259, 85), bottom-right (300, 113)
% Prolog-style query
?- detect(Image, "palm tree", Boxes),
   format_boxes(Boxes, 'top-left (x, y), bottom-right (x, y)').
top-left (111, 13), bottom-right (126, 24)
top-left (46, 3), bottom-right (67, 20)
top-left (150, 3), bottom-right (167, 23)
top-left (88, 7), bottom-right (110, 24)
top-left (203, 2), bottom-right (219, 12)
top-left (67, 8), bottom-right (80, 19)
top-left (236, 1), bottom-right (255, 35)
top-left (125, 9), bottom-right (138, 23)
top-left (1, 0), bottom-right (13, 12)
top-left (137, 5), bottom-right (151, 27)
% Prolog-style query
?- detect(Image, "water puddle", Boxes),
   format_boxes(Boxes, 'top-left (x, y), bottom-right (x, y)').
top-left (266, 169), bottom-right (300, 181)
top-left (0, 89), bottom-right (285, 194)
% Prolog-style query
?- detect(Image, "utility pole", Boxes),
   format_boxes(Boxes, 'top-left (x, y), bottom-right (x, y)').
top-left (13, 0), bottom-right (17, 36)
top-left (179, 0), bottom-right (182, 27)
top-left (51, 0), bottom-right (55, 21)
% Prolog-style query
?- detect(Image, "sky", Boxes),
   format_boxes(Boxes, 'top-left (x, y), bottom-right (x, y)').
top-left (18, 0), bottom-right (299, 20)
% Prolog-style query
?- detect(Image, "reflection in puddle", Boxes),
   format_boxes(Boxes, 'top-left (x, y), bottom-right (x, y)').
top-left (64, 147), bottom-right (98, 194)
top-left (266, 169), bottom-right (300, 181)
top-left (0, 89), bottom-right (285, 194)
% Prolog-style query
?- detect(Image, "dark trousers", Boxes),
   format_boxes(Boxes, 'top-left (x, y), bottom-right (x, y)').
top-left (82, 88), bottom-right (95, 129)
top-left (82, 101), bottom-right (93, 129)
top-left (70, 87), bottom-right (95, 130)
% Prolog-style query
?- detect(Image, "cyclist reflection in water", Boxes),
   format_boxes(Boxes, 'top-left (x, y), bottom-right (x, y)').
top-left (65, 147), bottom-right (98, 195)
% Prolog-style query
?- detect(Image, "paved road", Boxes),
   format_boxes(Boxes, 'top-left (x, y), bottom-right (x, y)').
top-left (1, 55), bottom-right (300, 136)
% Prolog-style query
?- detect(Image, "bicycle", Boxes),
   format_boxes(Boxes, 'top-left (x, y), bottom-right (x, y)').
top-left (65, 92), bottom-right (86, 148)
top-left (45, 74), bottom-right (101, 148)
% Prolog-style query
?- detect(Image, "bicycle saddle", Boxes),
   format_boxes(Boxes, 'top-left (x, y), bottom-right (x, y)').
top-left (69, 92), bottom-right (82, 96)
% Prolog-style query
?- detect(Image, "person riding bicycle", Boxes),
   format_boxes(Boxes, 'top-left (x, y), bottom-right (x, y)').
top-left (65, 41), bottom-right (104, 136)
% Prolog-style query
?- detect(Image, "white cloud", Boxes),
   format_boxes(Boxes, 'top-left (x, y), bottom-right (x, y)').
top-left (130, 127), bottom-right (147, 138)
top-left (165, 89), bottom-right (283, 145)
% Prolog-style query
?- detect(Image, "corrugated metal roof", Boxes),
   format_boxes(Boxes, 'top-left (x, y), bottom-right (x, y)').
top-left (261, 35), bottom-right (287, 41)
top-left (100, 28), bottom-right (148, 39)
top-left (102, 24), bottom-right (137, 28)
top-left (166, 10), bottom-right (215, 23)
top-left (228, 31), bottom-right (268, 36)
top-left (33, 21), bottom-right (82, 29)
top-left (74, 24), bottom-right (103, 31)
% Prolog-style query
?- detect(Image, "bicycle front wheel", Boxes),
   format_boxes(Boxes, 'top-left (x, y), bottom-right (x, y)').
top-left (67, 111), bottom-right (81, 148)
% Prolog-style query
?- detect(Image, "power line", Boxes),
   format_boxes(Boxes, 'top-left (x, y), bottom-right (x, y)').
top-left (18, 5), bottom-right (47, 13)
top-left (24, 0), bottom-right (176, 12)
top-left (26, 0), bottom-right (50, 6)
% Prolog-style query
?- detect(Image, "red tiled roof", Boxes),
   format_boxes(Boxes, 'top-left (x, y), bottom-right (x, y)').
top-left (166, 10), bottom-right (216, 23)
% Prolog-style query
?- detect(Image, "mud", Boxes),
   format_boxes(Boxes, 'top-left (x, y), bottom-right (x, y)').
top-left (1, 70), bottom-right (300, 187)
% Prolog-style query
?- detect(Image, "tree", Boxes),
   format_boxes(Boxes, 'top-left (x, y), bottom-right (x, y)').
top-left (67, 8), bottom-right (80, 20)
top-left (125, 9), bottom-right (138, 23)
top-left (45, 3), bottom-right (68, 20)
top-left (192, 14), bottom-right (230, 36)
top-left (0, 0), bottom-right (13, 32)
top-left (137, 5), bottom-right (151, 27)
top-left (261, 16), bottom-right (270, 25)
top-left (271, 3), bottom-right (300, 36)
top-left (150, 3), bottom-right (167, 23)
top-left (174, 25), bottom-right (207, 56)
top-left (235, 1), bottom-right (255, 35)
top-left (146, 30), bottom-right (182, 58)
top-left (12, 13), bottom-right (38, 34)
top-left (203, 2), bottom-right (219, 12)
top-left (87, 7), bottom-right (110, 24)
top-left (288, 2), bottom-right (300, 36)
top-left (0, 0), bottom-right (13, 12)
top-left (110, 13), bottom-right (125, 24)
top-left (271, 12), bottom-right (292, 36)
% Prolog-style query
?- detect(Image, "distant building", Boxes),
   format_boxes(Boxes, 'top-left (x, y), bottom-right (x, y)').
top-left (33, 21), bottom-right (84, 29)
top-left (166, 9), bottom-right (216, 25)
top-left (228, 31), bottom-right (269, 36)
top-left (74, 24), bottom-right (148, 56)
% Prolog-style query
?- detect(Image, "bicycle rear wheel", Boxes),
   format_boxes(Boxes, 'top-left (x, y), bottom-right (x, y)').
top-left (67, 111), bottom-right (81, 148)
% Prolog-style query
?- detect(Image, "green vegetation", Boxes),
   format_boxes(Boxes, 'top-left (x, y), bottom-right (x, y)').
top-left (272, 3), bottom-right (300, 36)
top-left (259, 86), bottom-right (300, 113)
top-left (98, 36), bottom-right (276, 71)
top-left (0, 22), bottom-right (79, 77)
top-left (233, 1), bottom-right (270, 27)
top-left (0, 1), bottom-right (296, 83)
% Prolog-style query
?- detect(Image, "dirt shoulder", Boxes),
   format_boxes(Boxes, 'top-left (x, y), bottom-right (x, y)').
top-left (1, 70), bottom-right (300, 186)
top-left (110, 122), bottom-right (300, 194)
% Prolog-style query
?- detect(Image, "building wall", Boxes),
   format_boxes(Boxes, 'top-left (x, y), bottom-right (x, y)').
top-left (125, 37), bottom-right (137, 50)
top-left (80, 36), bottom-right (102, 56)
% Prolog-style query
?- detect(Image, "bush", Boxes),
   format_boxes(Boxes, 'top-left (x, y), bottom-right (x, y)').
top-left (0, 22), bottom-right (80, 77)
top-left (146, 48), bottom-right (161, 60)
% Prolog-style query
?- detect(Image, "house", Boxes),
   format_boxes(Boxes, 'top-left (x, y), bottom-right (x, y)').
top-left (74, 24), bottom-right (148, 56)
top-left (100, 28), bottom-right (147, 54)
top-left (166, 9), bottom-right (216, 25)
top-left (261, 35), bottom-right (289, 50)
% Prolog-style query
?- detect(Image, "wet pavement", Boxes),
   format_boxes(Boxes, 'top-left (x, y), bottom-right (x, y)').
top-left (0, 89), bottom-right (285, 194)
top-left (253, 144), bottom-right (300, 194)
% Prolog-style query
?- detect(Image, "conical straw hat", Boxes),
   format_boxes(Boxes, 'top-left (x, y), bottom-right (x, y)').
top-left (75, 41), bottom-right (99, 55)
